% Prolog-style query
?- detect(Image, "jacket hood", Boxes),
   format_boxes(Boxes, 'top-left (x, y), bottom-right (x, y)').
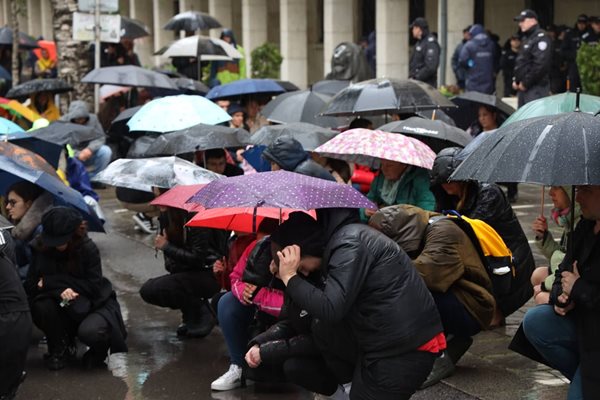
top-left (429, 146), bottom-right (463, 187)
top-left (469, 24), bottom-right (485, 37)
top-left (262, 136), bottom-right (308, 171)
top-left (12, 192), bottom-right (53, 241)
top-left (316, 207), bottom-right (360, 241)
top-left (62, 100), bottom-right (90, 122)
top-left (369, 205), bottom-right (439, 253)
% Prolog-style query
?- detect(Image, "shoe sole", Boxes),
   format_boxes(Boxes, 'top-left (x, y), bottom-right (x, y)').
top-left (132, 215), bottom-right (156, 234)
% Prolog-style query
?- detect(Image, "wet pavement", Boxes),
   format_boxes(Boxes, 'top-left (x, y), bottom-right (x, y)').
top-left (16, 184), bottom-right (569, 399)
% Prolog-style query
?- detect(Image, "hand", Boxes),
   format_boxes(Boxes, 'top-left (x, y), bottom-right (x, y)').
top-left (561, 262), bottom-right (580, 296)
top-left (277, 245), bottom-right (301, 285)
top-left (236, 148), bottom-right (245, 163)
top-left (213, 257), bottom-right (226, 274)
top-left (154, 231), bottom-right (168, 250)
top-left (533, 284), bottom-right (542, 298)
top-left (245, 344), bottom-right (261, 368)
top-left (518, 82), bottom-right (527, 91)
top-left (37, 278), bottom-right (43, 289)
top-left (242, 283), bottom-right (257, 305)
top-left (60, 288), bottom-right (79, 301)
top-left (364, 208), bottom-right (377, 218)
top-left (512, 81), bottom-right (519, 90)
top-left (269, 260), bottom-right (279, 277)
top-left (77, 148), bottom-right (93, 162)
top-left (554, 300), bottom-right (575, 316)
top-left (531, 216), bottom-right (548, 239)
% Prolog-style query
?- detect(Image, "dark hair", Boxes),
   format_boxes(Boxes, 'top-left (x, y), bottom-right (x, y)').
top-left (205, 148), bottom-right (226, 161)
top-left (7, 181), bottom-right (43, 202)
top-left (348, 118), bottom-right (373, 130)
top-left (165, 207), bottom-right (187, 247)
top-left (270, 212), bottom-right (325, 257)
top-left (257, 217), bottom-right (279, 235)
top-left (327, 158), bottom-right (352, 183)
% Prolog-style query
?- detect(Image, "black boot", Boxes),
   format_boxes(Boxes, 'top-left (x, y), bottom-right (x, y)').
top-left (176, 310), bottom-right (189, 337)
top-left (446, 335), bottom-right (473, 365)
top-left (82, 345), bottom-right (108, 370)
top-left (184, 301), bottom-right (215, 338)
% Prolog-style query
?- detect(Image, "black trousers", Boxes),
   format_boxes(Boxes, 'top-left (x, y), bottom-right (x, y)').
top-left (0, 311), bottom-right (31, 396)
top-left (139, 270), bottom-right (219, 310)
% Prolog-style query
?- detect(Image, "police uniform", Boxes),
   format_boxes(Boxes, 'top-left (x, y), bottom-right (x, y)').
top-left (409, 32), bottom-right (441, 87)
top-left (513, 24), bottom-right (552, 107)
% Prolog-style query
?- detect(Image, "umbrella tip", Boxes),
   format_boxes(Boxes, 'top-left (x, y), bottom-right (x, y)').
top-left (575, 87), bottom-right (581, 112)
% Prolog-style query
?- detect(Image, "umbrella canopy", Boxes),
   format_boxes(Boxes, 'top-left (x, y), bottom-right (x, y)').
top-left (451, 112), bottom-right (600, 185)
top-left (0, 97), bottom-right (41, 122)
top-left (261, 90), bottom-right (344, 128)
top-left (28, 121), bottom-right (104, 147)
top-left (378, 117), bottom-right (471, 153)
top-left (275, 80), bottom-right (300, 92)
top-left (163, 11), bottom-right (222, 31)
top-left (150, 184), bottom-right (205, 212)
top-left (160, 35), bottom-right (242, 61)
top-left (502, 92), bottom-right (600, 127)
top-left (0, 27), bottom-right (38, 49)
top-left (206, 79), bottom-right (285, 101)
top-left (446, 91), bottom-right (515, 130)
top-left (314, 128), bottom-right (436, 169)
top-left (250, 122), bottom-right (339, 152)
top-left (81, 65), bottom-right (178, 90)
top-left (2, 131), bottom-right (62, 167)
top-left (111, 105), bottom-right (142, 125)
top-left (415, 109), bottom-right (456, 126)
top-left (311, 80), bottom-right (350, 97)
top-left (33, 40), bottom-right (57, 62)
top-left (6, 78), bottom-right (73, 99)
top-left (126, 135), bottom-right (158, 158)
top-left (0, 141), bottom-right (104, 231)
top-left (172, 77), bottom-right (209, 95)
top-left (188, 170), bottom-right (376, 210)
top-left (99, 84), bottom-right (131, 101)
top-left (321, 78), bottom-right (456, 116)
top-left (93, 156), bottom-right (223, 192)
top-left (0, 117), bottom-right (24, 134)
top-left (127, 95), bottom-right (231, 132)
top-left (120, 16), bottom-right (150, 40)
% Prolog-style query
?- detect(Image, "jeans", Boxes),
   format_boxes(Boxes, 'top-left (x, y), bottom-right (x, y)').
top-left (522, 304), bottom-right (583, 400)
top-left (83, 145), bottom-right (112, 179)
top-left (217, 291), bottom-right (256, 366)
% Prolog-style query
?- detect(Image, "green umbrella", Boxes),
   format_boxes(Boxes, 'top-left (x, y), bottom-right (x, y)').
top-left (502, 92), bottom-right (600, 126)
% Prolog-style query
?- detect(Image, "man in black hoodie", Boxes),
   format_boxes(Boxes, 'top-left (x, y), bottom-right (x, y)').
top-left (409, 17), bottom-right (440, 87)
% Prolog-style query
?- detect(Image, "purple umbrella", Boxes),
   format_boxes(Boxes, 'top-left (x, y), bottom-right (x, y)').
top-left (188, 170), bottom-right (376, 211)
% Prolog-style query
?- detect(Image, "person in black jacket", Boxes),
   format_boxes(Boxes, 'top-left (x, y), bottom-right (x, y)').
top-left (499, 34), bottom-right (521, 96)
top-left (270, 211), bottom-right (445, 400)
top-left (139, 206), bottom-right (226, 338)
top-left (512, 9), bottom-right (552, 107)
top-left (459, 24), bottom-right (498, 94)
top-left (25, 207), bottom-right (127, 371)
top-left (262, 136), bottom-right (335, 181)
top-left (560, 14), bottom-right (591, 91)
top-left (409, 17), bottom-right (441, 87)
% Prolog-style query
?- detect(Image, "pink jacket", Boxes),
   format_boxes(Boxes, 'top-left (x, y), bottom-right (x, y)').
top-left (230, 240), bottom-right (284, 317)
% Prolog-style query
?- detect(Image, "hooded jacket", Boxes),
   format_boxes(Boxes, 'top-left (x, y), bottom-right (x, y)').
top-left (370, 205), bottom-right (495, 329)
top-left (459, 24), bottom-right (498, 94)
top-left (60, 101), bottom-right (107, 155)
top-left (262, 136), bottom-right (335, 181)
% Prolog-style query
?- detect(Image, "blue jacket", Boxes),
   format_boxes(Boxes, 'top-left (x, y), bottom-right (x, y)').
top-left (459, 25), bottom-right (498, 94)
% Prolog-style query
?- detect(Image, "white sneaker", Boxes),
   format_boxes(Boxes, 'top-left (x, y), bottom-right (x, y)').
top-left (211, 364), bottom-right (243, 391)
top-left (313, 385), bottom-right (349, 400)
top-left (132, 213), bottom-right (157, 234)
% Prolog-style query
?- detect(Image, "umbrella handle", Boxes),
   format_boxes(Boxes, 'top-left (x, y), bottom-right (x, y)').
top-left (540, 185), bottom-right (544, 218)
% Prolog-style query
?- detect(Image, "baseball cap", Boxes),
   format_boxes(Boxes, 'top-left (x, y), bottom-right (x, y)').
top-left (410, 17), bottom-right (428, 30)
top-left (514, 9), bottom-right (538, 22)
top-left (40, 207), bottom-right (83, 247)
top-left (577, 14), bottom-right (589, 23)
top-left (589, 16), bottom-right (599, 24)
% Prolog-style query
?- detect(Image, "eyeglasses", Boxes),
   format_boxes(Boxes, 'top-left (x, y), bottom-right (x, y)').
top-left (6, 199), bottom-right (20, 207)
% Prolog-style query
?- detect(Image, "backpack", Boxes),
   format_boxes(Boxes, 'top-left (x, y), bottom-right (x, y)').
top-left (431, 210), bottom-right (515, 297)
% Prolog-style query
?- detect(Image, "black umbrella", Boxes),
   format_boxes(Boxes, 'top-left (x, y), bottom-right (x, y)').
top-left (172, 77), bottom-right (209, 95)
top-left (275, 80), bottom-right (300, 92)
top-left (415, 109), bottom-right (456, 126)
top-left (127, 135), bottom-right (158, 158)
top-left (31, 121), bottom-right (104, 147)
top-left (311, 79), bottom-right (350, 97)
top-left (144, 124), bottom-right (251, 156)
top-left (163, 11), bottom-right (222, 32)
top-left (379, 117), bottom-right (471, 154)
top-left (249, 122), bottom-right (339, 151)
top-left (0, 27), bottom-right (39, 49)
top-left (81, 65), bottom-right (178, 90)
top-left (445, 91), bottom-right (515, 130)
top-left (6, 78), bottom-right (73, 99)
top-left (321, 78), bottom-right (456, 116)
top-left (261, 90), bottom-right (344, 128)
top-left (450, 112), bottom-right (600, 185)
top-left (120, 16), bottom-right (150, 40)
top-left (111, 106), bottom-right (143, 126)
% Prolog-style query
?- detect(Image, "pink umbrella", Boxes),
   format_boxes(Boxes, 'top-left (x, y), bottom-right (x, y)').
top-left (150, 184), bottom-right (205, 211)
top-left (313, 128), bottom-right (436, 169)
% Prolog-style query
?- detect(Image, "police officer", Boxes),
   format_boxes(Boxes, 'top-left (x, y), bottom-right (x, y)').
top-left (583, 16), bottom-right (600, 44)
top-left (459, 24), bottom-right (498, 94)
top-left (512, 9), bottom-right (552, 107)
top-left (560, 14), bottom-right (591, 90)
top-left (409, 17), bottom-right (440, 87)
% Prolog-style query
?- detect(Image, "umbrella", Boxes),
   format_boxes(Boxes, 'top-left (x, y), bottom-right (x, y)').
top-left (261, 90), bottom-right (344, 128)
top-left (0, 141), bottom-right (104, 231)
top-left (0, 97), bottom-right (41, 122)
top-left (163, 11), bottom-right (222, 31)
top-left (28, 121), bottom-right (104, 147)
top-left (0, 27), bottom-right (39, 49)
top-left (81, 65), bottom-right (178, 90)
top-left (172, 77), bottom-right (209, 95)
top-left (159, 35), bottom-right (242, 61)
top-left (206, 79), bottom-right (285, 101)
top-left (275, 80), bottom-right (300, 92)
top-left (143, 124), bottom-right (250, 156)
top-left (378, 117), bottom-right (471, 153)
top-left (6, 78), bottom-right (73, 99)
top-left (33, 40), bottom-right (57, 62)
top-left (2, 131), bottom-right (62, 167)
top-left (311, 79), bottom-right (350, 97)
top-left (99, 84), bottom-right (131, 101)
top-left (188, 170), bottom-right (376, 210)
top-left (502, 92), bottom-right (600, 127)
top-left (0, 65), bottom-right (10, 81)
top-left (126, 135), bottom-right (159, 158)
top-left (0, 117), bottom-right (24, 134)
top-left (150, 184), bottom-right (205, 212)
top-left (320, 78), bottom-right (456, 116)
top-left (127, 95), bottom-right (231, 132)
top-left (450, 112), bottom-right (600, 185)
top-left (446, 91), bottom-right (515, 130)
top-left (111, 105), bottom-right (142, 125)
top-left (249, 122), bottom-right (339, 151)
top-left (416, 109), bottom-right (456, 126)
top-left (120, 16), bottom-right (150, 40)
top-left (92, 156), bottom-right (223, 192)
top-left (313, 128), bottom-right (436, 169)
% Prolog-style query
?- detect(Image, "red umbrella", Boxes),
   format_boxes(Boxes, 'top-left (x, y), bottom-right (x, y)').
top-left (150, 184), bottom-right (205, 212)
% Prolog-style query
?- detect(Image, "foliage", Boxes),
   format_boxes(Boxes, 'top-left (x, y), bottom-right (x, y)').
top-left (251, 43), bottom-right (283, 79)
top-left (577, 42), bottom-right (600, 96)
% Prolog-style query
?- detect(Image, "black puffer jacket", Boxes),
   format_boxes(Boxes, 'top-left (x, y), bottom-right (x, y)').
top-left (163, 226), bottom-right (229, 274)
top-left (262, 136), bottom-right (335, 181)
top-left (286, 223), bottom-right (443, 360)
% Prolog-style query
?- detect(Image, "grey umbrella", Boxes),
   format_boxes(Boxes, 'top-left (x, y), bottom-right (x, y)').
top-left (6, 78), bottom-right (73, 99)
top-left (120, 16), bottom-right (150, 40)
top-left (249, 122), bottom-right (339, 151)
top-left (261, 90), bottom-right (344, 128)
top-left (163, 11), bottom-right (222, 31)
top-left (30, 121), bottom-right (104, 147)
top-left (143, 124), bottom-right (251, 156)
top-left (311, 79), bottom-right (350, 97)
top-left (379, 117), bottom-right (471, 154)
top-left (446, 91), bottom-right (515, 130)
top-left (0, 27), bottom-right (38, 49)
top-left (81, 65), bottom-right (178, 90)
top-left (172, 77), bottom-right (209, 95)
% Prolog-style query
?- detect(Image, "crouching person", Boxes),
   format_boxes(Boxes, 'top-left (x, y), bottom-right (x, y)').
top-left (25, 207), bottom-right (127, 371)
top-left (270, 212), bottom-right (445, 400)
top-left (369, 205), bottom-right (496, 387)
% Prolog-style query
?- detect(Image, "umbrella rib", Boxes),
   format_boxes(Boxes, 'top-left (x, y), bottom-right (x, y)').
top-left (582, 126), bottom-right (590, 184)
top-left (521, 124), bottom-right (553, 182)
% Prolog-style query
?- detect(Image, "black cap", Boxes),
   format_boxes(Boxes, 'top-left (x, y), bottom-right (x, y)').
top-left (40, 207), bottom-right (83, 247)
top-left (590, 16), bottom-right (600, 24)
top-left (577, 14), bottom-right (589, 23)
top-left (227, 102), bottom-right (244, 116)
top-left (410, 17), bottom-right (428, 30)
top-left (514, 9), bottom-right (538, 21)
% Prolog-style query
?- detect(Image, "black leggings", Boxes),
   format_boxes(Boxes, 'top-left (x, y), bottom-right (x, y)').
top-left (0, 311), bottom-right (31, 396)
top-left (139, 270), bottom-right (219, 310)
